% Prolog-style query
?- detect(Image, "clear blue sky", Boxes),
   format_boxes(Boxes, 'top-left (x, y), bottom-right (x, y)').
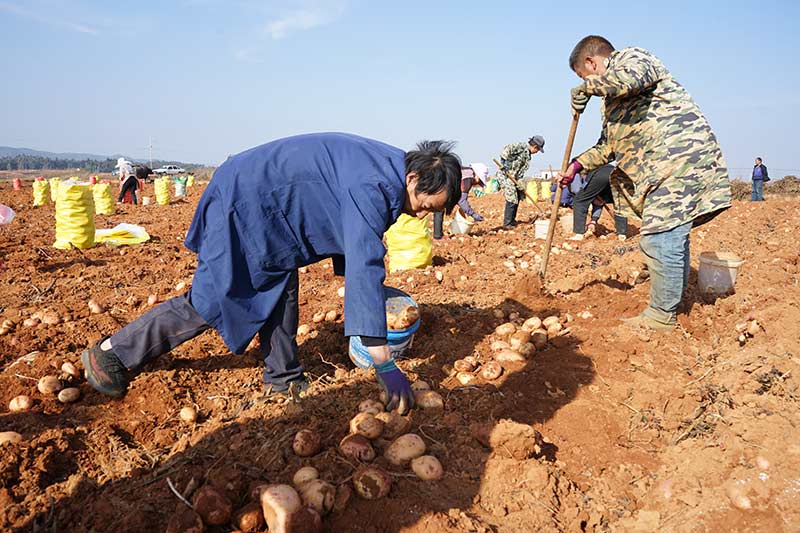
top-left (1, 0), bottom-right (797, 179)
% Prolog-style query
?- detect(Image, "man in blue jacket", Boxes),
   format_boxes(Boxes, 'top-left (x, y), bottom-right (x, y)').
top-left (751, 157), bottom-right (769, 201)
top-left (82, 133), bottom-right (462, 413)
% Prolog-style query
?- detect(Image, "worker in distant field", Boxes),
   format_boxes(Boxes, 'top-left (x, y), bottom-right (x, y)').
top-left (115, 157), bottom-right (138, 204)
top-left (751, 157), bottom-right (769, 201)
top-left (560, 36), bottom-right (731, 330)
top-left (82, 133), bottom-right (462, 414)
top-left (497, 136), bottom-right (545, 229)
top-left (433, 162), bottom-right (489, 239)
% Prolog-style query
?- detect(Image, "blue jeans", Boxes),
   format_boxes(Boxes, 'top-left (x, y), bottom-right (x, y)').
top-left (751, 179), bottom-right (764, 201)
top-left (638, 221), bottom-right (692, 324)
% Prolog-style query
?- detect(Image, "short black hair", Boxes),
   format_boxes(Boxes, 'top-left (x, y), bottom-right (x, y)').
top-left (756, 157), bottom-right (762, 162)
top-left (569, 35), bottom-right (615, 71)
top-left (405, 140), bottom-right (462, 214)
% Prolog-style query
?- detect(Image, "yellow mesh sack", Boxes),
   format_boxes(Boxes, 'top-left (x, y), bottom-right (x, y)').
top-left (92, 183), bottom-right (115, 215)
top-left (53, 183), bottom-right (95, 250)
top-left (33, 180), bottom-right (50, 206)
top-left (186, 175), bottom-right (195, 187)
top-left (385, 214), bottom-right (433, 273)
top-left (155, 177), bottom-right (170, 205)
top-left (49, 178), bottom-right (61, 202)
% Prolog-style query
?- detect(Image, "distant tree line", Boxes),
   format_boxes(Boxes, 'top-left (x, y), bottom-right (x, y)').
top-left (0, 155), bottom-right (196, 172)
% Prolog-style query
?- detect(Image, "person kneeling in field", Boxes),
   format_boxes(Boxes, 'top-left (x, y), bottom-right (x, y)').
top-left (82, 133), bottom-right (462, 413)
top-left (559, 35), bottom-right (731, 330)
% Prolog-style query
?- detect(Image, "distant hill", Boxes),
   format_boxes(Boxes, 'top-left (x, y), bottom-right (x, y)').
top-left (0, 146), bottom-right (124, 161)
top-left (0, 146), bottom-right (200, 172)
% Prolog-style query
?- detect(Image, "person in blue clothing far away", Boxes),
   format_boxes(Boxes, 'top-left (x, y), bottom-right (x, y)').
top-left (751, 157), bottom-right (769, 202)
top-left (82, 133), bottom-right (462, 414)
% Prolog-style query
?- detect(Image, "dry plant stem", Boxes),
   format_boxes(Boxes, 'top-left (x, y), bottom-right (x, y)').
top-left (167, 477), bottom-right (194, 509)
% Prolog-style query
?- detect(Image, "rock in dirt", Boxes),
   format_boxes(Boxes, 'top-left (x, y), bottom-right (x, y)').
top-left (0, 431), bottom-right (23, 446)
top-left (192, 484), bottom-right (233, 526)
top-left (469, 420), bottom-right (544, 460)
top-left (233, 501), bottom-right (264, 532)
top-left (165, 507), bottom-right (204, 533)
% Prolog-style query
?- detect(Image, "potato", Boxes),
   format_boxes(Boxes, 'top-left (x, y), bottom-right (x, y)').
top-left (385, 433), bottom-right (426, 466)
top-left (57, 387), bottom-right (80, 404)
top-left (233, 501), bottom-right (265, 532)
top-left (0, 319), bottom-right (15, 335)
top-left (531, 330), bottom-right (548, 349)
top-left (298, 479), bottom-right (335, 515)
top-left (87, 299), bottom-right (104, 314)
top-left (333, 484), bottom-right (352, 513)
top-left (175, 281), bottom-right (187, 292)
top-left (312, 311), bottom-right (325, 323)
top-left (350, 412), bottom-right (384, 439)
top-left (435, 271), bottom-right (443, 282)
top-left (0, 432), bottom-right (22, 446)
top-left (413, 390), bottom-right (444, 410)
top-left (519, 342), bottom-right (536, 358)
top-left (147, 294), bottom-right (158, 306)
top-left (410, 380), bottom-right (430, 392)
top-left (37, 375), bottom-right (62, 395)
top-left (453, 359), bottom-right (476, 373)
top-left (165, 507), bottom-right (204, 533)
top-left (324, 310), bottom-right (338, 322)
top-left (336, 286), bottom-right (345, 298)
top-left (747, 320), bottom-right (760, 336)
top-left (339, 434), bottom-right (375, 462)
top-left (411, 455), bottom-right (444, 481)
top-left (297, 324), bottom-right (311, 336)
top-left (456, 372), bottom-right (476, 386)
top-left (495, 322), bottom-right (516, 337)
top-left (393, 305), bottom-right (420, 330)
top-left (180, 406), bottom-right (198, 424)
top-left (374, 411), bottom-right (409, 439)
top-left (293, 429), bottom-right (322, 457)
top-left (61, 362), bottom-right (80, 379)
top-left (23, 317), bottom-right (40, 327)
top-left (495, 349), bottom-right (525, 363)
top-left (353, 466), bottom-right (392, 500)
top-left (480, 362), bottom-right (503, 381)
top-left (546, 322), bottom-right (563, 336)
top-left (579, 311), bottom-right (593, 319)
top-left (509, 330), bottom-right (531, 350)
top-left (490, 340), bottom-right (511, 352)
top-left (41, 312), bottom-right (61, 325)
top-left (492, 309), bottom-right (505, 319)
top-left (292, 466), bottom-right (319, 487)
top-left (358, 398), bottom-right (384, 415)
top-left (260, 484), bottom-right (302, 533)
top-left (385, 312), bottom-right (397, 330)
top-left (192, 484), bottom-right (233, 526)
top-left (564, 313), bottom-right (574, 323)
top-left (463, 355), bottom-right (479, 366)
top-left (8, 395), bottom-right (33, 412)
top-left (522, 316), bottom-right (542, 332)
top-left (542, 316), bottom-right (561, 328)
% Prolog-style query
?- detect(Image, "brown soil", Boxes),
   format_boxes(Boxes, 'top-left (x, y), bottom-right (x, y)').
top-left (1, 182), bottom-right (798, 532)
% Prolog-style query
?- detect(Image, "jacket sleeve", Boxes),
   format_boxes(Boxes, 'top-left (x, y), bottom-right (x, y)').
top-left (341, 181), bottom-right (390, 339)
top-left (583, 49), bottom-right (662, 99)
top-left (763, 165), bottom-right (769, 179)
top-left (576, 128), bottom-right (615, 171)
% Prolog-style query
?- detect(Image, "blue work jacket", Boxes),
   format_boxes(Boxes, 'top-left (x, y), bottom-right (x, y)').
top-left (184, 133), bottom-right (407, 354)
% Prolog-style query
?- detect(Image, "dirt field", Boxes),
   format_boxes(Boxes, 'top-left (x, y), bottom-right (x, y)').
top-left (0, 181), bottom-right (798, 532)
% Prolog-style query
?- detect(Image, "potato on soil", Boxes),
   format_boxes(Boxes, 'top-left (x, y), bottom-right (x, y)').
top-left (393, 305), bottom-right (419, 330)
top-left (542, 316), bottom-right (561, 328)
top-left (37, 375), bottom-right (62, 394)
top-left (519, 342), bottom-right (536, 358)
top-left (297, 324), bottom-right (311, 336)
top-left (57, 387), bottom-right (80, 403)
top-left (490, 340), bottom-right (511, 352)
top-left (521, 316), bottom-right (542, 332)
top-left (9, 395), bottom-right (33, 412)
top-left (260, 484), bottom-right (302, 533)
top-left (23, 317), bottom-right (40, 327)
top-left (375, 411), bottom-right (410, 439)
top-left (61, 362), bottom-right (80, 379)
top-left (324, 310), bottom-right (338, 322)
top-left (492, 308), bottom-right (505, 319)
top-left (410, 380), bottom-right (430, 392)
top-left (0, 431), bottom-right (23, 446)
top-left (165, 507), bottom-right (204, 533)
top-left (358, 398), bottom-right (384, 415)
top-left (456, 372), bottom-right (476, 385)
top-left (411, 455), bottom-right (444, 481)
top-left (413, 390), bottom-right (444, 410)
top-left (385, 433), bottom-right (426, 465)
top-left (298, 479), bottom-right (335, 515)
top-left (495, 322), bottom-right (516, 337)
top-left (293, 429), bottom-right (322, 457)
top-left (339, 433), bottom-right (376, 462)
top-left (453, 359), bottom-right (476, 373)
top-left (531, 330), bottom-right (548, 349)
top-left (333, 484), bottom-right (352, 513)
top-left (350, 412), bottom-right (384, 439)
top-left (312, 311), bottom-right (325, 323)
top-left (180, 406), bottom-right (198, 424)
top-left (292, 466), bottom-right (319, 487)
top-left (147, 294), bottom-right (159, 306)
top-left (353, 466), bottom-right (392, 500)
top-left (546, 322), bottom-right (563, 336)
top-left (337, 286), bottom-right (345, 297)
top-left (233, 501), bottom-right (265, 532)
top-left (509, 330), bottom-right (531, 350)
top-left (87, 299), bottom-right (104, 314)
top-left (480, 361), bottom-right (503, 381)
top-left (41, 312), bottom-right (61, 325)
top-left (495, 349), bottom-right (525, 363)
top-left (192, 484), bottom-right (233, 526)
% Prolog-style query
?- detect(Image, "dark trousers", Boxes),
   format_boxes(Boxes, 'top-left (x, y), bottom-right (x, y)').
top-left (110, 271), bottom-right (303, 391)
top-left (751, 180), bottom-right (764, 201)
top-left (503, 201), bottom-right (519, 227)
top-left (433, 211), bottom-right (445, 239)
top-left (572, 172), bottom-right (627, 235)
top-left (118, 177), bottom-right (138, 204)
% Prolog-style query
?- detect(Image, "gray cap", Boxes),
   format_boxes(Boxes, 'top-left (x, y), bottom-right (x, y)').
top-left (528, 135), bottom-right (545, 152)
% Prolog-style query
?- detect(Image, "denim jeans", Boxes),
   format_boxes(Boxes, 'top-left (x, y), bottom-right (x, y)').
top-left (638, 221), bottom-right (692, 324)
top-left (751, 180), bottom-right (764, 201)
top-left (110, 271), bottom-right (304, 391)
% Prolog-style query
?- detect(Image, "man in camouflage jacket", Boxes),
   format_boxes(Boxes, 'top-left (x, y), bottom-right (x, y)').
top-left (560, 36), bottom-right (731, 330)
top-left (497, 135), bottom-right (545, 228)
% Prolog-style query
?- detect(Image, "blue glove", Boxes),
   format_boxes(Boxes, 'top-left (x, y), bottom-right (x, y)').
top-left (374, 358), bottom-right (414, 414)
top-left (472, 213), bottom-right (484, 222)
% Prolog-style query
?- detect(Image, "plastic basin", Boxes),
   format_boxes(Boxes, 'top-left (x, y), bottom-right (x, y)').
top-left (698, 252), bottom-right (744, 294)
top-left (449, 210), bottom-right (474, 235)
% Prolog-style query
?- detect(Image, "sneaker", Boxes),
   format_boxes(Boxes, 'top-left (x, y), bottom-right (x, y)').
top-left (263, 378), bottom-right (310, 401)
top-left (620, 313), bottom-right (675, 331)
top-left (568, 233), bottom-right (585, 241)
top-left (81, 337), bottom-right (131, 398)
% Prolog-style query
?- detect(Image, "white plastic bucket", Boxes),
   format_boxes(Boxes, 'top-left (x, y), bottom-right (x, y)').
top-left (534, 219), bottom-right (550, 239)
top-left (174, 183), bottom-right (186, 198)
top-left (450, 210), bottom-right (474, 235)
top-left (141, 196), bottom-right (151, 206)
top-left (559, 213), bottom-right (573, 233)
top-left (698, 252), bottom-right (744, 294)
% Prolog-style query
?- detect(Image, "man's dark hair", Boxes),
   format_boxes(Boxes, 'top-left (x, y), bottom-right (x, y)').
top-left (756, 157), bottom-right (762, 162)
top-left (405, 140), bottom-right (462, 214)
top-left (569, 35), bottom-right (615, 71)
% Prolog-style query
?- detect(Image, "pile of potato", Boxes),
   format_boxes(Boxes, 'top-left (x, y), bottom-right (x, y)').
top-left (386, 304), bottom-right (420, 330)
top-left (735, 317), bottom-right (761, 345)
top-left (6, 361), bottom-right (83, 417)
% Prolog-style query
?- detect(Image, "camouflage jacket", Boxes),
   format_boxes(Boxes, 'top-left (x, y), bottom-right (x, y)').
top-left (499, 142), bottom-right (531, 182)
top-left (575, 47), bottom-right (731, 234)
